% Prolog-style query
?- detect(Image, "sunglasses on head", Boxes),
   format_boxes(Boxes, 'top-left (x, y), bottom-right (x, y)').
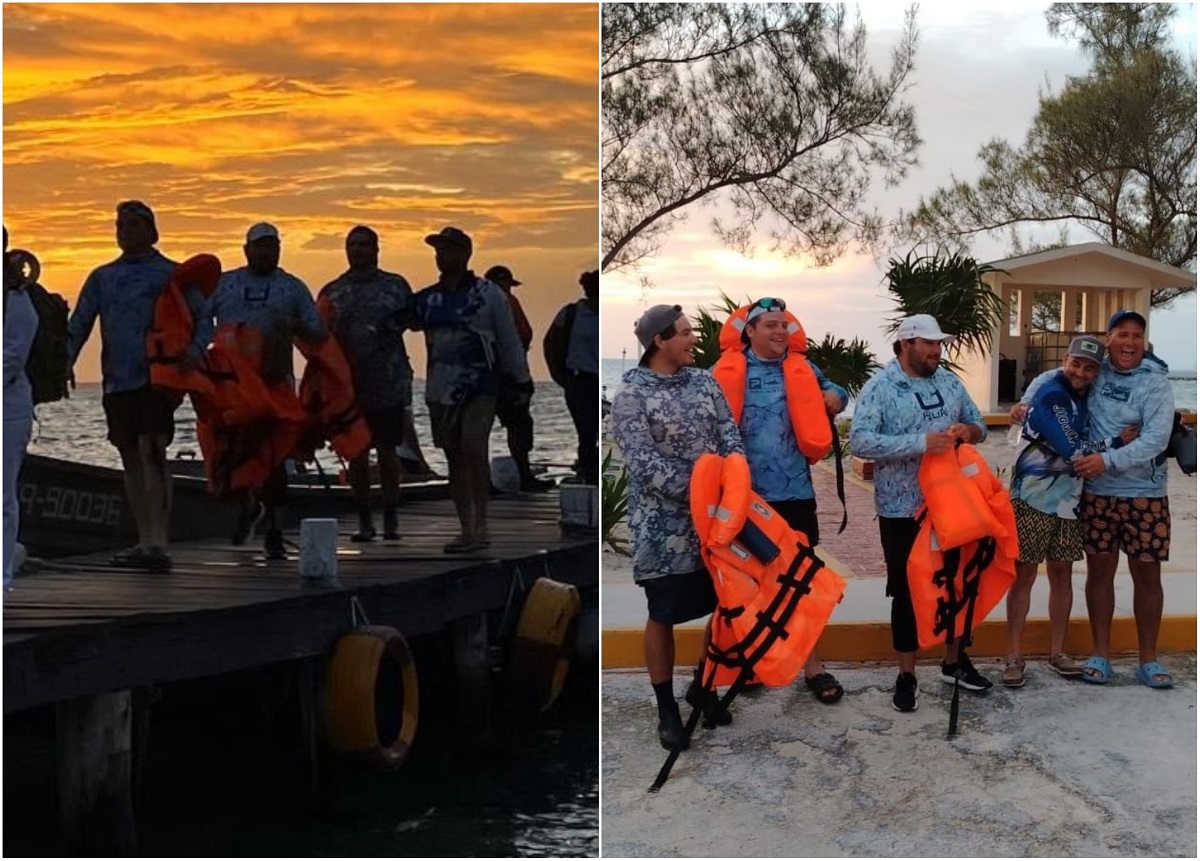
top-left (754, 297), bottom-right (786, 312)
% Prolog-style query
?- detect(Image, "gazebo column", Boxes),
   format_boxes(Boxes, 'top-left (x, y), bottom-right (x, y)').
top-left (1059, 287), bottom-right (1078, 332)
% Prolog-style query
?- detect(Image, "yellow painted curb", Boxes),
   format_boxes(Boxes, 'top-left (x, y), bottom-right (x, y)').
top-left (601, 615), bottom-right (1197, 668)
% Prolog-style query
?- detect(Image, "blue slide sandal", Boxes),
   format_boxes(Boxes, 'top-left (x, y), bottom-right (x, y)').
top-left (1134, 661), bottom-right (1174, 689)
top-left (1080, 656), bottom-right (1112, 684)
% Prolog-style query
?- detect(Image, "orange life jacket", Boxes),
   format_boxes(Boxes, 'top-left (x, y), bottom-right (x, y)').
top-left (296, 334), bottom-right (371, 463)
top-left (195, 323), bottom-right (309, 496)
top-left (690, 452), bottom-right (846, 688)
top-left (907, 444), bottom-right (1018, 650)
top-left (148, 254), bottom-right (222, 396)
top-left (711, 306), bottom-right (832, 463)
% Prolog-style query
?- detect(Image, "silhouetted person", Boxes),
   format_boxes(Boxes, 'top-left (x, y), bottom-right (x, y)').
top-left (414, 227), bottom-right (531, 553)
top-left (318, 225), bottom-right (414, 541)
top-left (485, 264), bottom-right (552, 492)
top-left (544, 270), bottom-right (599, 484)
top-left (3, 227), bottom-right (38, 591)
top-left (67, 201), bottom-right (210, 570)
top-left (211, 222), bottom-right (325, 560)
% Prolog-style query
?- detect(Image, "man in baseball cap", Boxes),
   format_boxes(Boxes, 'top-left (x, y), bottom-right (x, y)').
top-left (484, 264), bottom-right (550, 492)
top-left (212, 221), bottom-right (326, 560)
top-left (67, 200), bottom-right (183, 569)
top-left (1003, 332), bottom-right (1125, 688)
top-left (610, 302), bottom-right (745, 750)
top-left (1015, 303), bottom-right (1175, 688)
top-left (413, 226), bottom-right (532, 552)
top-left (850, 311), bottom-right (991, 709)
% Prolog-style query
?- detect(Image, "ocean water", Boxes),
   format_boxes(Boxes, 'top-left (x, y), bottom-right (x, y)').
top-left (603, 358), bottom-right (1198, 412)
top-left (28, 380), bottom-right (582, 474)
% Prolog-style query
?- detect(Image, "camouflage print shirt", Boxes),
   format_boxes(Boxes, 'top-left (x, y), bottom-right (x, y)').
top-left (414, 271), bottom-right (530, 406)
top-left (317, 268), bottom-right (415, 411)
top-left (610, 366), bottom-right (744, 582)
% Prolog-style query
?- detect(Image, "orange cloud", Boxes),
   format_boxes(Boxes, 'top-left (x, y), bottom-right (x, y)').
top-left (4, 2), bottom-right (599, 382)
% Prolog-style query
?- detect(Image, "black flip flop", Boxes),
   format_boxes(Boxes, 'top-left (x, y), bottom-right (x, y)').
top-left (805, 672), bottom-right (844, 704)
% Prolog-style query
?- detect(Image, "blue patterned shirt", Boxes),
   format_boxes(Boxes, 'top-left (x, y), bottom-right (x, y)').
top-left (68, 250), bottom-right (180, 393)
top-left (849, 359), bottom-right (987, 519)
top-left (1022, 355), bottom-right (1174, 498)
top-left (414, 272), bottom-right (530, 406)
top-left (211, 266), bottom-right (324, 384)
top-left (740, 350), bottom-right (847, 502)
top-left (611, 366), bottom-right (744, 582)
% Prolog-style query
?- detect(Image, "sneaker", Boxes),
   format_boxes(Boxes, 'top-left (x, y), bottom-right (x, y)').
top-left (263, 529), bottom-right (287, 561)
top-left (892, 672), bottom-right (919, 712)
top-left (941, 652), bottom-right (993, 692)
top-left (685, 680), bottom-right (732, 727)
top-left (657, 706), bottom-right (689, 752)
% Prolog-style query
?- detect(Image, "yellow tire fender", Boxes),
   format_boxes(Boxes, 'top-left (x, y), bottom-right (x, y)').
top-left (511, 578), bottom-right (582, 712)
top-left (325, 625), bottom-right (419, 769)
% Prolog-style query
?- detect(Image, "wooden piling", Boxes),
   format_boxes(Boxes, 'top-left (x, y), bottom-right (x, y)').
top-left (453, 612), bottom-right (492, 746)
top-left (56, 690), bottom-right (137, 855)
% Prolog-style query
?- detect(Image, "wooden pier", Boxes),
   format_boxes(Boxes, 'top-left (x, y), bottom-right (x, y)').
top-left (3, 489), bottom-right (597, 854)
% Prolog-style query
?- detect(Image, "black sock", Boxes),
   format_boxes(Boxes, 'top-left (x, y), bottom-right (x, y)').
top-left (652, 680), bottom-right (676, 715)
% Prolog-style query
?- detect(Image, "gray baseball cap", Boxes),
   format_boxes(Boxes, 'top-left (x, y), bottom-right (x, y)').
top-left (634, 304), bottom-right (684, 350)
top-left (1066, 335), bottom-right (1105, 365)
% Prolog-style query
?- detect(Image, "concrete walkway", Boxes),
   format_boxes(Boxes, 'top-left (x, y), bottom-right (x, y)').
top-left (602, 655), bottom-right (1197, 857)
top-left (603, 440), bottom-right (1197, 666)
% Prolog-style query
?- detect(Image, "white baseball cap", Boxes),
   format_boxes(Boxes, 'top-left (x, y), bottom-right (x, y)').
top-left (896, 314), bottom-right (952, 343)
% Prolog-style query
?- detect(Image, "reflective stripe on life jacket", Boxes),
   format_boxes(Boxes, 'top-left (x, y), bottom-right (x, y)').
top-left (690, 452), bottom-right (846, 688)
top-left (907, 444), bottom-right (1019, 650)
top-left (711, 306), bottom-right (832, 463)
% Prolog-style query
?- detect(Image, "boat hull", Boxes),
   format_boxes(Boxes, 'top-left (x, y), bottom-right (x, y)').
top-left (17, 455), bottom-right (447, 558)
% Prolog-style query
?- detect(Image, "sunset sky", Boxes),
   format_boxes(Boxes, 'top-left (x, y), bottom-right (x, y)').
top-left (601, 3), bottom-right (1198, 374)
top-left (3, 2), bottom-right (599, 382)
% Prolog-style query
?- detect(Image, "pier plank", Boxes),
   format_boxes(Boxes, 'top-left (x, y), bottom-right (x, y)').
top-left (4, 493), bottom-right (597, 713)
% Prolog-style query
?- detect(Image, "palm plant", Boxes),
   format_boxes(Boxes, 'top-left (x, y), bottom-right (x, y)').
top-left (600, 449), bottom-right (631, 556)
top-left (690, 292), bottom-right (742, 370)
top-left (884, 249), bottom-right (1008, 368)
top-left (805, 333), bottom-right (880, 398)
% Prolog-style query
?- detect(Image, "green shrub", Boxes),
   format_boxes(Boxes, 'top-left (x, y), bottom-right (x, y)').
top-left (601, 449), bottom-right (631, 555)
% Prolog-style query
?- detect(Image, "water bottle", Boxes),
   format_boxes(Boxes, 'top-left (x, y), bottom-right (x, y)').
top-left (1007, 419), bottom-right (1024, 447)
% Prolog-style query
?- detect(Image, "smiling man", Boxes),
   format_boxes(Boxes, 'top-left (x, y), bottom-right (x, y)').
top-left (610, 304), bottom-right (744, 750)
top-left (849, 314), bottom-right (990, 712)
top-left (1004, 335), bottom-right (1139, 688)
top-left (712, 298), bottom-right (848, 705)
top-left (1018, 310), bottom-right (1176, 688)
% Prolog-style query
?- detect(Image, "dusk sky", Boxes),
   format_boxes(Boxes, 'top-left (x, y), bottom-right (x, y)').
top-left (3, 2), bottom-right (599, 382)
top-left (601, 3), bottom-right (1198, 373)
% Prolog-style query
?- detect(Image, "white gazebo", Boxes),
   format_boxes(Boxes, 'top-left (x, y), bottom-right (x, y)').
top-left (956, 242), bottom-right (1196, 413)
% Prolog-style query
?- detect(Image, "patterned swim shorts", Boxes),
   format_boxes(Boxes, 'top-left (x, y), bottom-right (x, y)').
top-left (1013, 498), bottom-right (1083, 564)
top-left (1080, 493), bottom-right (1170, 562)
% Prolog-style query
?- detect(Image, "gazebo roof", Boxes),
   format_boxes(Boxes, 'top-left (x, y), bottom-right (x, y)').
top-left (986, 243), bottom-right (1196, 290)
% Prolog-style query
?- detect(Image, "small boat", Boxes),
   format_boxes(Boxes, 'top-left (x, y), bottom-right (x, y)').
top-left (17, 454), bottom-right (447, 559)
